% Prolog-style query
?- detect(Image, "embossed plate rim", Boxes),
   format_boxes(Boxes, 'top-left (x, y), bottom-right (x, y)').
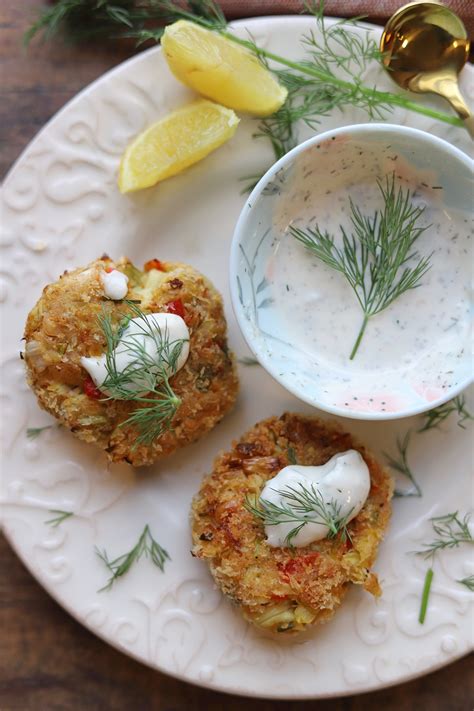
top-left (1, 15), bottom-right (473, 700)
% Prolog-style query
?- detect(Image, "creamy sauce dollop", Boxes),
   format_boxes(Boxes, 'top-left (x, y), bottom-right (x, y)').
top-left (81, 313), bottom-right (189, 396)
top-left (100, 269), bottom-right (129, 300)
top-left (260, 450), bottom-right (370, 548)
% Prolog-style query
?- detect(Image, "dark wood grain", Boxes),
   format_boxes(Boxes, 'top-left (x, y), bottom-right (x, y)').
top-left (1, 2), bottom-right (472, 709)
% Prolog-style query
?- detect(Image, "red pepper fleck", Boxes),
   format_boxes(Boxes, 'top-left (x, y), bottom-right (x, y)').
top-left (166, 298), bottom-right (185, 319)
top-left (83, 376), bottom-right (102, 400)
top-left (278, 553), bottom-right (320, 582)
top-left (144, 259), bottom-right (166, 272)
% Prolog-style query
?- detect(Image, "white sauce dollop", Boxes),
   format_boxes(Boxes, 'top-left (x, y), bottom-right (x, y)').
top-left (100, 269), bottom-right (129, 300)
top-left (261, 450), bottom-right (370, 548)
top-left (81, 313), bottom-right (189, 396)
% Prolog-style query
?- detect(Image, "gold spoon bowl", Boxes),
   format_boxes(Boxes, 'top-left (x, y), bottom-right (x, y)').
top-left (381, 1), bottom-right (473, 138)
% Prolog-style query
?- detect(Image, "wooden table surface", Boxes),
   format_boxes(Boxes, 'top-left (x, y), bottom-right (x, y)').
top-left (1, 2), bottom-right (472, 709)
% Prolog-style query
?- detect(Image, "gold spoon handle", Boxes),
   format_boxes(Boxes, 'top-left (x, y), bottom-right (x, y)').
top-left (410, 72), bottom-right (473, 140)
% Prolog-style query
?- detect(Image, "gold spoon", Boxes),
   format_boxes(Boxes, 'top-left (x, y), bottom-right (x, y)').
top-left (380, 1), bottom-right (473, 138)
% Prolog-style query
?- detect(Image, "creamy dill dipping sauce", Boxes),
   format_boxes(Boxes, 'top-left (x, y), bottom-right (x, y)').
top-left (263, 139), bottom-right (473, 411)
top-left (260, 450), bottom-right (369, 548)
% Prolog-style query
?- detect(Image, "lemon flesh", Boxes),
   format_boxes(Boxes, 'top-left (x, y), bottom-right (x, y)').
top-left (118, 99), bottom-right (239, 193)
top-left (161, 20), bottom-right (287, 117)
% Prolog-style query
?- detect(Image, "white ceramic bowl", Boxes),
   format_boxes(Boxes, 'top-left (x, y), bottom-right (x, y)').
top-left (230, 123), bottom-right (473, 420)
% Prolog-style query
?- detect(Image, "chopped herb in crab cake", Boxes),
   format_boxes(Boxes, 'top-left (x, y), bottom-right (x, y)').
top-left (191, 413), bottom-right (392, 633)
top-left (23, 256), bottom-right (238, 466)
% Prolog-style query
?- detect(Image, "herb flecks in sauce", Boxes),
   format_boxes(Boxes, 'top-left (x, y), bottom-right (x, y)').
top-left (290, 176), bottom-right (432, 359)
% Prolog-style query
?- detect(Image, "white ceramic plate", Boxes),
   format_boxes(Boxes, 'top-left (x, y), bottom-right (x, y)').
top-left (1, 16), bottom-right (473, 700)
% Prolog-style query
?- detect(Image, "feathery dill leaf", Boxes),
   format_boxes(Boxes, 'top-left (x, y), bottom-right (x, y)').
top-left (45, 510), bottom-right (74, 527)
top-left (414, 511), bottom-right (473, 561)
top-left (25, 0), bottom-right (463, 149)
top-left (384, 430), bottom-right (422, 498)
top-left (418, 394), bottom-right (474, 432)
top-left (98, 301), bottom-right (186, 447)
top-left (26, 425), bottom-right (53, 439)
top-left (245, 482), bottom-right (353, 547)
top-left (24, 0), bottom-right (225, 45)
top-left (414, 511), bottom-right (474, 621)
top-left (457, 575), bottom-right (474, 591)
top-left (290, 176), bottom-right (432, 359)
top-left (96, 524), bottom-right (170, 591)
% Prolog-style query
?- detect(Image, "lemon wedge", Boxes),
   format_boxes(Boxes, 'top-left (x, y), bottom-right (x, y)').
top-left (118, 99), bottom-right (239, 193)
top-left (161, 20), bottom-right (287, 117)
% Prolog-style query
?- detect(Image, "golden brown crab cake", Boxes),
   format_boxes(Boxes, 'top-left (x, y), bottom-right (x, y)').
top-left (191, 413), bottom-right (393, 634)
top-left (23, 256), bottom-right (238, 466)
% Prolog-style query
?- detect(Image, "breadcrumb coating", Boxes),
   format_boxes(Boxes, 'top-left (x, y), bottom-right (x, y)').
top-left (24, 256), bottom-right (238, 466)
top-left (191, 413), bottom-right (392, 633)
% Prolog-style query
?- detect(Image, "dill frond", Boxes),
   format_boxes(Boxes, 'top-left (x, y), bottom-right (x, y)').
top-left (414, 511), bottom-right (473, 561)
top-left (384, 431), bottom-right (422, 498)
top-left (245, 482), bottom-right (353, 547)
top-left (26, 425), bottom-right (53, 439)
top-left (45, 510), bottom-right (74, 527)
top-left (290, 176), bottom-right (432, 359)
top-left (96, 524), bottom-right (170, 591)
top-left (418, 395), bottom-right (474, 433)
top-left (98, 301), bottom-right (187, 447)
top-left (457, 575), bottom-right (474, 591)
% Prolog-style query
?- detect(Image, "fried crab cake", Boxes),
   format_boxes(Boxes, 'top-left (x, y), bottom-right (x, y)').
top-left (191, 413), bottom-right (393, 634)
top-left (23, 256), bottom-right (238, 466)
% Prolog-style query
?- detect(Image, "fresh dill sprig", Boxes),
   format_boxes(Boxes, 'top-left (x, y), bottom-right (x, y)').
top-left (25, 0), bottom-right (463, 146)
top-left (414, 511), bottom-right (473, 622)
top-left (384, 431), bottom-right (422, 498)
top-left (245, 482), bottom-right (353, 547)
top-left (249, 3), bottom-right (385, 172)
top-left (290, 176), bottom-right (432, 359)
top-left (26, 425), bottom-right (53, 439)
top-left (414, 511), bottom-right (473, 561)
top-left (98, 301), bottom-right (186, 447)
top-left (287, 446), bottom-right (297, 464)
top-left (24, 0), bottom-right (225, 46)
top-left (45, 510), bottom-right (74, 527)
top-left (457, 575), bottom-right (474, 591)
top-left (96, 524), bottom-right (170, 591)
top-left (418, 395), bottom-right (474, 433)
